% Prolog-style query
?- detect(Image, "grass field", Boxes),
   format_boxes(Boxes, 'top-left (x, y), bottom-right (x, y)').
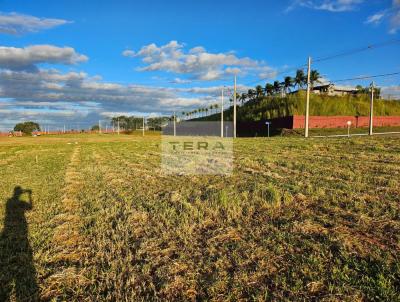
top-left (0, 133), bottom-right (399, 301)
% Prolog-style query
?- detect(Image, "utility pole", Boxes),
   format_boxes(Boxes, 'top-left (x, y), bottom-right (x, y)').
top-left (305, 56), bottom-right (312, 138)
top-left (98, 120), bottom-right (101, 134)
top-left (369, 81), bottom-right (374, 136)
top-left (117, 118), bottom-right (120, 135)
top-left (233, 75), bottom-right (237, 138)
top-left (173, 111), bottom-right (176, 136)
top-left (142, 116), bottom-right (145, 137)
top-left (221, 87), bottom-right (224, 138)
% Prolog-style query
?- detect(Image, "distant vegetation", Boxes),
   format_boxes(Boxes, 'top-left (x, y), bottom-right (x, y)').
top-left (232, 92), bottom-right (400, 121)
top-left (181, 69), bottom-right (396, 122)
top-left (110, 116), bottom-right (170, 131)
top-left (13, 121), bottom-right (40, 135)
top-left (191, 92), bottom-right (400, 122)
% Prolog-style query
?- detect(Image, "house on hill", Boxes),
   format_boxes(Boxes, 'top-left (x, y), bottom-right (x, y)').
top-left (312, 84), bottom-right (358, 97)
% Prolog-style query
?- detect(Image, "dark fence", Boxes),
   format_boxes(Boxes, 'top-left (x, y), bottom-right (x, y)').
top-left (163, 121), bottom-right (234, 137)
top-left (237, 117), bottom-right (294, 137)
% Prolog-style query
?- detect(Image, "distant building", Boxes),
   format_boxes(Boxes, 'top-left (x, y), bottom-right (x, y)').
top-left (312, 84), bottom-right (358, 97)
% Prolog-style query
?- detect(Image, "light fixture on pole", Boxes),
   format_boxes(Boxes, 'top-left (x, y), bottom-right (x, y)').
top-left (347, 120), bottom-right (352, 137)
top-left (265, 121), bottom-right (271, 138)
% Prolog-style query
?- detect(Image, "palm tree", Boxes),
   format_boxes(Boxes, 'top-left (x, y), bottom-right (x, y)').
top-left (310, 70), bottom-right (321, 88)
top-left (294, 69), bottom-right (306, 90)
top-left (255, 85), bottom-right (264, 99)
top-left (283, 76), bottom-right (294, 94)
top-left (265, 83), bottom-right (274, 96)
top-left (240, 93), bottom-right (247, 105)
top-left (235, 93), bottom-right (241, 104)
top-left (247, 89), bottom-right (256, 100)
top-left (205, 108), bottom-right (209, 116)
top-left (273, 80), bottom-right (282, 95)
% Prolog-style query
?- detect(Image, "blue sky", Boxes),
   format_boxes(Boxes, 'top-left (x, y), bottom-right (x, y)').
top-left (0, 0), bottom-right (399, 129)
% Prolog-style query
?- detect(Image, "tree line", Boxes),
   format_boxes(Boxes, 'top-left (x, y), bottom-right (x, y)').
top-left (109, 116), bottom-right (169, 131)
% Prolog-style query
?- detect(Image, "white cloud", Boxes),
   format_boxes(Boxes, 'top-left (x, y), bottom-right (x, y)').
top-left (122, 49), bottom-right (135, 57)
top-left (189, 46), bottom-right (206, 54)
top-left (287, 0), bottom-right (363, 12)
top-left (366, 12), bottom-right (385, 24)
top-left (381, 85), bottom-right (400, 98)
top-left (171, 77), bottom-right (192, 84)
top-left (0, 12), bottom-right (71, 35)
top-left (0, 45), bottom-right (88, 71)
top-left (0, 67), bottom-right (232, 130)
top-left (0, 42), bottom-right (269, 129)
top-left (123, 40), bottom-right (275, 81)
top-left (389, 10), bottom-right (400, 33)
top-left (366, 0), bottom-right (400, 33)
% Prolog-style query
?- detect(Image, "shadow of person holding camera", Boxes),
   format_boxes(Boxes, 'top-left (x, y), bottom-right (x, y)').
top-left (0, 186), bottom-right (38, 301)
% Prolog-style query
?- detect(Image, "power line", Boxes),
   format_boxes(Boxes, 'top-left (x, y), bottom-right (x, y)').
top-left (313, 39), bottom-right (400, 63)
top-left (242, 65), bottom-right (307, 88)
top-left (241, 39), bottom-right (400, 88)
top-left (329, 71), bottom-right (400, 84)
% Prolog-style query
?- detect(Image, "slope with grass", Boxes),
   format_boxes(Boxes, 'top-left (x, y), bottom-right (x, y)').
top-left (0, 134), bottom-right (399, 300)
top-left (198, 92), bottom-right (400, 122)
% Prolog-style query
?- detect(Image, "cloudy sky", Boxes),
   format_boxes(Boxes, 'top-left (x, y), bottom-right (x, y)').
top-left (0, 0), bottom-right (399, 130)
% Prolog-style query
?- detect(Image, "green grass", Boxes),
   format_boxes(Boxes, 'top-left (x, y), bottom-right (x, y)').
top-left (0, 133), bottom-right (399, 301)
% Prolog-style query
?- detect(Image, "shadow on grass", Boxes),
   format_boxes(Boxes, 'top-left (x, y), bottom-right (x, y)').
top-left (0, 186), bottom-right (38, 301)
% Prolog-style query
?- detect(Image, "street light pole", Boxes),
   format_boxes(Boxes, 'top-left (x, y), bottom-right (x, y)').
top-left (369, 81), bottom-right (374, 136)
top-left (173, 111), bottom-right (176, 137)
top-left (305, 56), bottom-right (312, 138)
top-left (233, 75), bottom-right (237, 138)
top-left (221, 88), bottom-right (224, 138)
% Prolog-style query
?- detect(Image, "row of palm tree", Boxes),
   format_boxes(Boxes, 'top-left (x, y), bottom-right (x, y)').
top-left (180, 103), bottom-right (220, 120)
top-left (240, 69), bottom-right (322, 104)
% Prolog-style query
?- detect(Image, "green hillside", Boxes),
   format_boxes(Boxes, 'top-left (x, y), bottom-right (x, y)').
top-left (196, 92), bottom-right (400, 122)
